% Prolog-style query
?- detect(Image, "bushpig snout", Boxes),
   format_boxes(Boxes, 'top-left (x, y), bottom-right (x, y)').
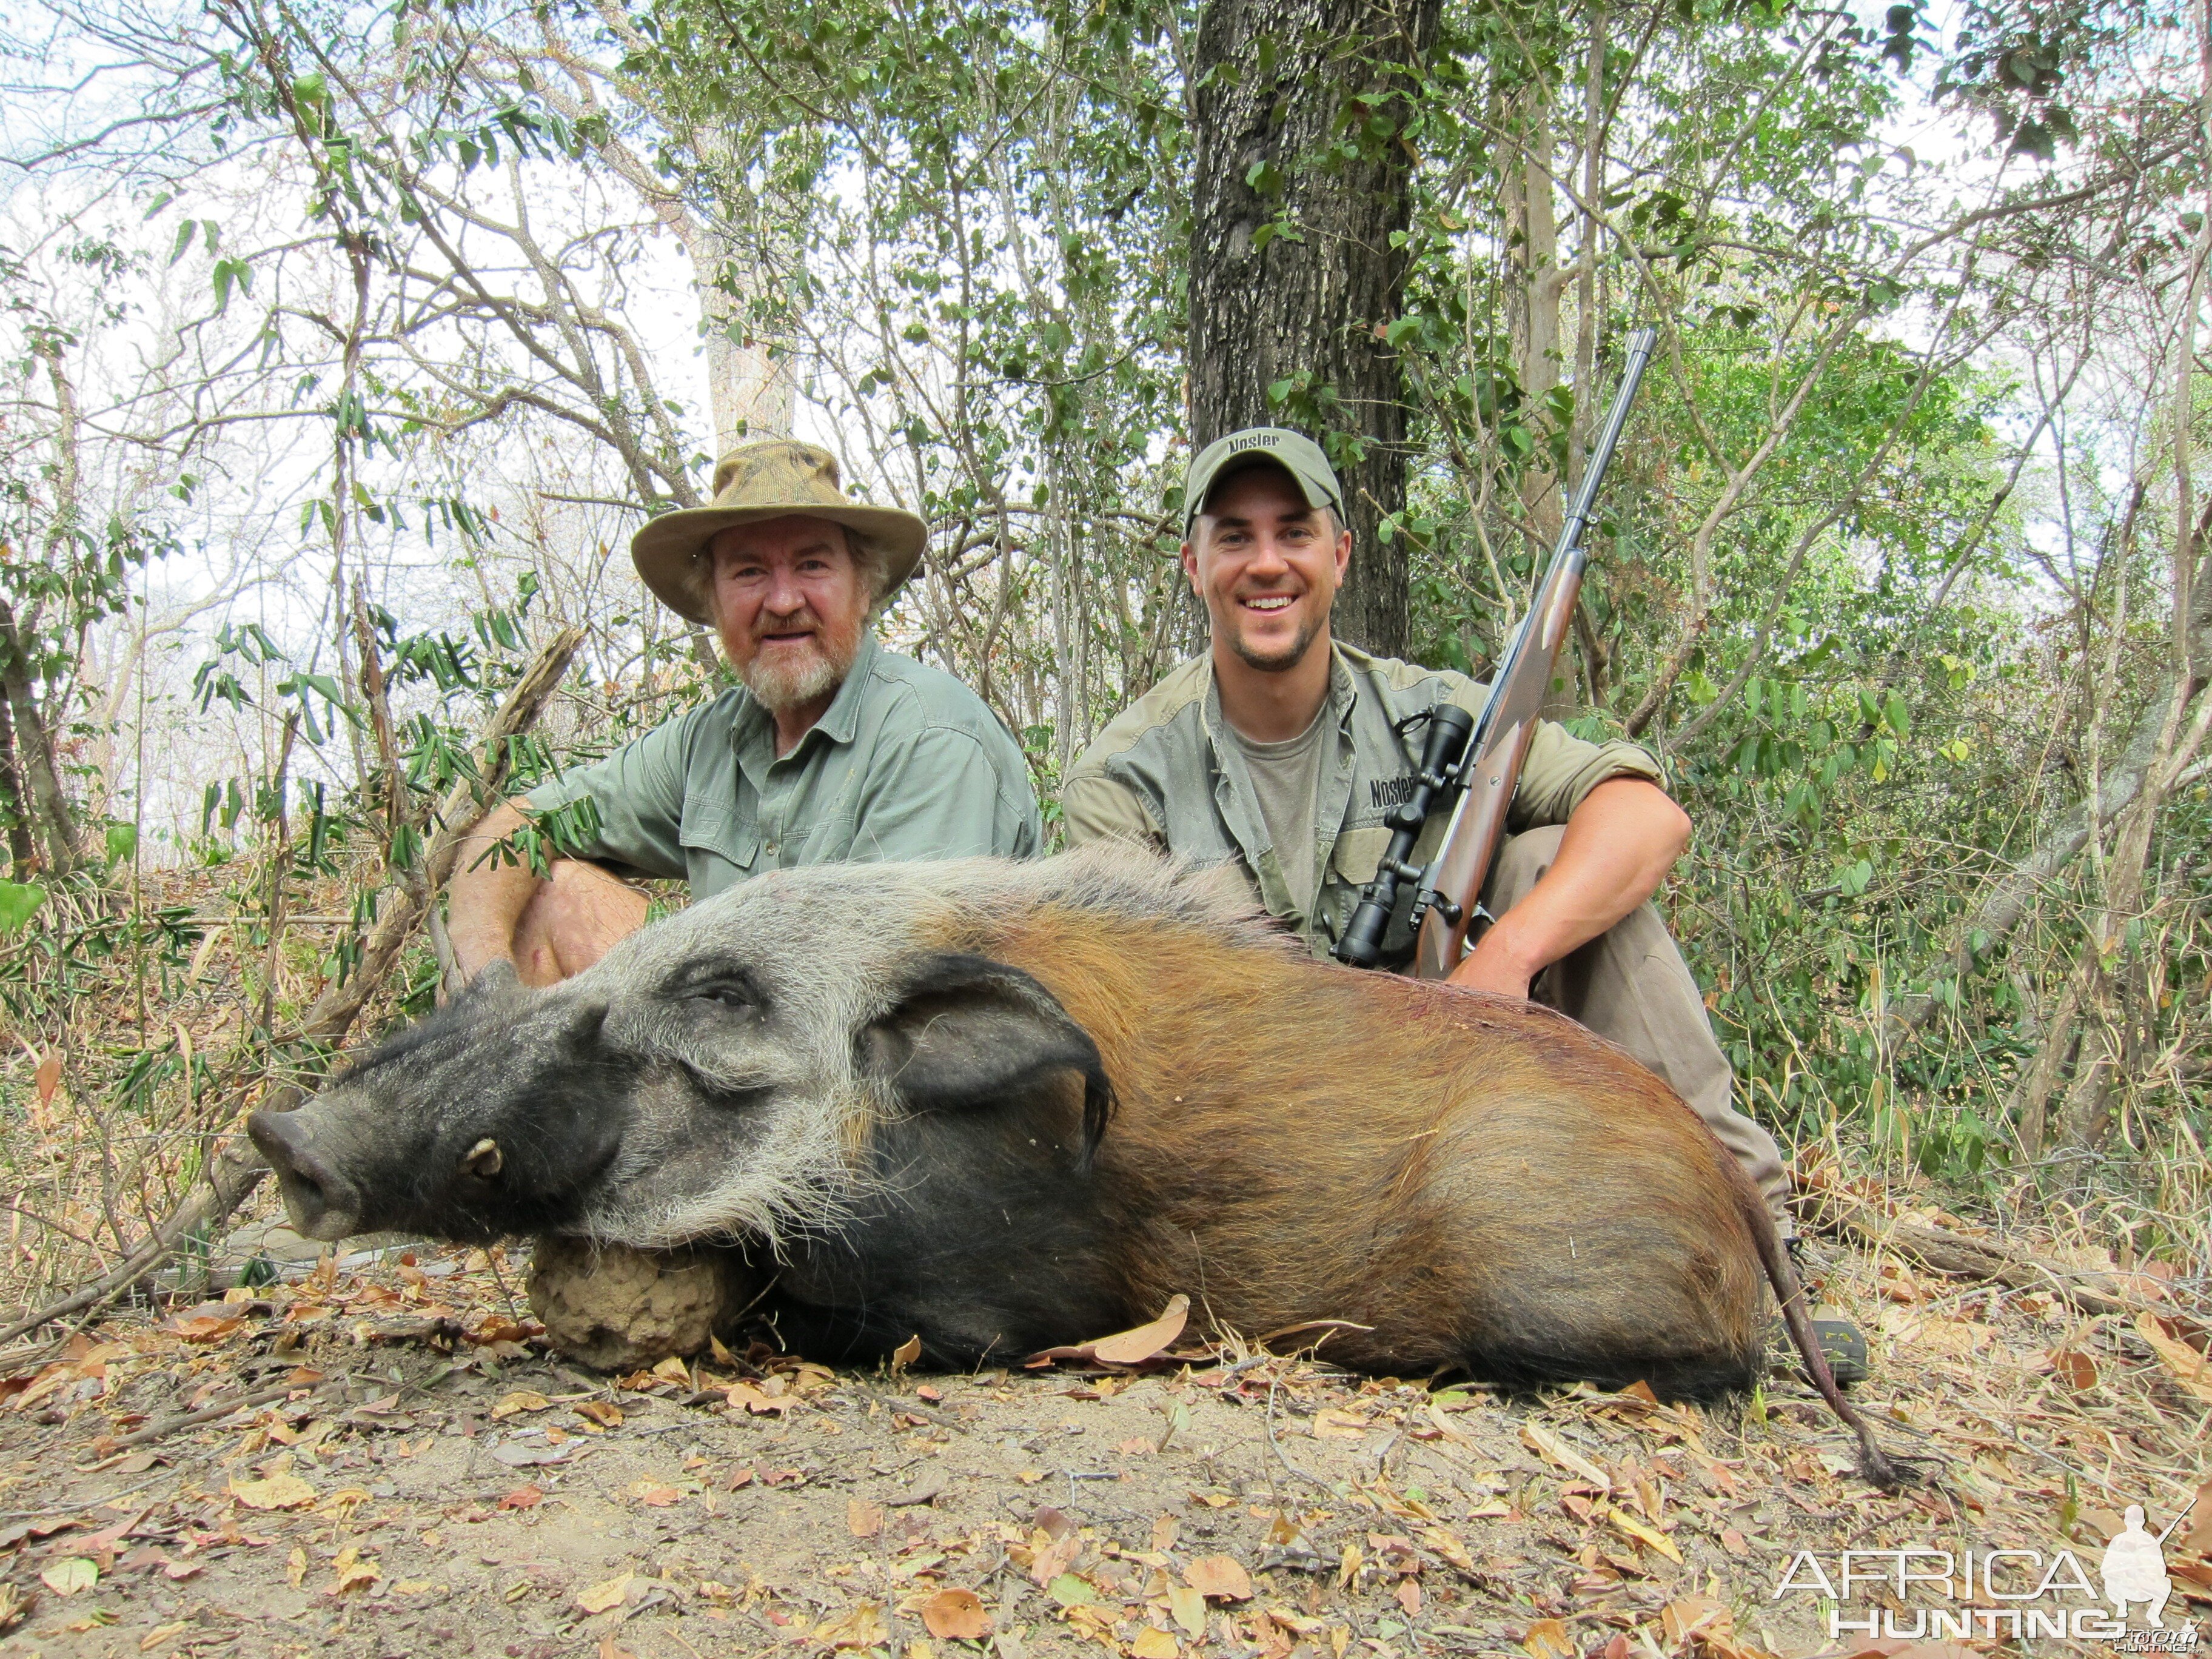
top-left (248, 1109), bottom-right (364, 1241)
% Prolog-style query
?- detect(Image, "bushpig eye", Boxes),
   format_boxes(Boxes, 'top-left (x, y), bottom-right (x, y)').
top-left (688, 981), bottom-right (757, 1011)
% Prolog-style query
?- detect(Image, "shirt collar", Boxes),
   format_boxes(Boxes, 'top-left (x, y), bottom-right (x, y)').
top-left (1200, 639), bottom-right (1359, 758)
top-left (811, 631), bottom-right (879, 746)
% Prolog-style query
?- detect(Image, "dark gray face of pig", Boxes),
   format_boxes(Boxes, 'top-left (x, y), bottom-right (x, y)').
top-left (248, 964), bottom-right (627, 1243)
top-left (249, 859), bottom-right (1125, 1250)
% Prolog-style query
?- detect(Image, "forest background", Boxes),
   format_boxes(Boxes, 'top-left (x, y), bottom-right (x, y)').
top-left (0, 0), bottom-right (2202, 1326)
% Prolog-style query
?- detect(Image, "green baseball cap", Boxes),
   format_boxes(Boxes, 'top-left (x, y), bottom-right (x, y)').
top-left (1182, 427), bottom-right (1345, 538)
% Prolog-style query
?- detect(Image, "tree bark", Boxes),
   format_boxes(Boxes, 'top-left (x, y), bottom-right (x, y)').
top-left (0, 692), bottom-right (36, 879)
top-left (0, 600), bottom-right (79, 877)
top-left (1187, 0), bottom-right (1441, 658)
top-left (1501, 78), bottom-right (1564, 551)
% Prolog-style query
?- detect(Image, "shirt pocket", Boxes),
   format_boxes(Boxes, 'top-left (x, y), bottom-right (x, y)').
top-left (678, 792), bottom-right (760, 899)
top-left (1328, 825), bottom-right (1393, 889)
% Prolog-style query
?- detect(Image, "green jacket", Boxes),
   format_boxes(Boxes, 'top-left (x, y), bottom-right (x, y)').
top-left (527, 634), bottom-right (1041, 897)
top-left (1059, 642), bottom-right (1663, 966)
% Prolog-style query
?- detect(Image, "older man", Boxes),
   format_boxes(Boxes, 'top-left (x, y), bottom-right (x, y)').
top-left (1060, 428), bottom-right (1866, 1378)
top-left (449, 438), bottom-right (1041, 984)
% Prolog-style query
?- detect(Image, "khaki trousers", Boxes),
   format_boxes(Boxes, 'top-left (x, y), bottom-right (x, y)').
top-left (1484, 825), bottom-right (1793, 1230)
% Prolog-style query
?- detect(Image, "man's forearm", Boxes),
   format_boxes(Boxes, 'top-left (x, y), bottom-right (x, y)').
top-left (1449, 777), bottom-right (1691, 994)
top-left (444, 799), bottom-right (543, 979)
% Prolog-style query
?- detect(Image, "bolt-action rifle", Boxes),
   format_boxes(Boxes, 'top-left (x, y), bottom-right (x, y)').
top-left (1332, 326), bottom-right (1657, 979)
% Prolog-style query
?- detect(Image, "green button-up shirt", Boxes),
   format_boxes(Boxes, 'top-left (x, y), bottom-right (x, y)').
top-left (526, 634), bottom-right (1042, 897)
top-left (1059, 642), bottom-right (1664, 967)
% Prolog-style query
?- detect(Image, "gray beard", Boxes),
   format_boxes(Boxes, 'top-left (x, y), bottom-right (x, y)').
top-left (742, 649), bottom-right (849, 714)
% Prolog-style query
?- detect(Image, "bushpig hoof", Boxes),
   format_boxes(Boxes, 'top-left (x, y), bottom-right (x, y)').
top-left (527, 1236), bottom-right (734, 1372)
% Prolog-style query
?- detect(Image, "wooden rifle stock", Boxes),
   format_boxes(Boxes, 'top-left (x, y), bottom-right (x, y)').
top-left (1409, 326), bottom-right (1657, 981)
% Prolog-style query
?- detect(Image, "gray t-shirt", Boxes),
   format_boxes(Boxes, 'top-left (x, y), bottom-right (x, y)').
top-left (1227, 704), bottom-right (1330, 919)
top-left (1061, 642), bottom-right (1667, 965)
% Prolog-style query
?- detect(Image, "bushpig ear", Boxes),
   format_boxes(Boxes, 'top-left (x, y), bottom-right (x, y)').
top-left (859, 954), bottom-right (1115, 1160)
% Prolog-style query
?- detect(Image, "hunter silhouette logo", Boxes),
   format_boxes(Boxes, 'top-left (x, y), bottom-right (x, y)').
top-left (2103, 1506), bottom-right (2181, 1629)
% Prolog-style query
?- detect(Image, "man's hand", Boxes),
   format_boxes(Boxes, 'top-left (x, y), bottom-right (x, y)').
top-left (1444, 776), bottom-right (1691, 997)
top-left (1447, 927), bottom-right (1543, 999)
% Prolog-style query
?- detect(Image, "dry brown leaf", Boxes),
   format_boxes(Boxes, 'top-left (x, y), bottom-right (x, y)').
top-left (33, 1051), bottom-right (61, 1110)
top-left (627, 1481), bottom-right (682, 1508)
top-left (229, 1473), bottom-right (313, 1511)
top-left (491, 1390), bottom-right (551, 1418)
top-left (847, 1498), bottom-right (883, 1538)
top-left (890, 1334), bottom-right (923, 1372)
top-left (2136, 1312), bottom-right (2212, 1404)
top-left (649, 1355), bottom-right (691, 1385)
top-left (328, 1553), bottom-right (378, 1597)
top-left (1184, 1554), bottom-right (1253, 1601)
top-left (1094, 1294), bottom-right (1190, 1364)
top-left (918, 1587), bottom-right (991, 1640)
top-left (1027, 1532), bottom-right (1080, 1587)
top-left (1395, 1578), bottom-right (1422, 1617)
top-left (577, 1572), bottom-right (634, 1614)
top-left (1421, 1526), bottom-right (1475, 1574)
top-left (169, 1315), bottom-right (244, 1345)
top-left (1521, 1422), bottom-right (1610, 1490)
top-left (1025, 1294), bottom-right (1191, 1368)
top-left (1521, 1617), bottom-right (1575, 1659)
top-left (1311, 1407), bottom-right (1370, 1439)
top-left (1131, 1628), bottom-right (1178, 1659)
top-left (2048, 1348), bottom-right (2098, 1392)
top-left (498, 1486), bottom-right (543, 1510)
top-left (726, 1382), bottom-right (796, 1416)
top-left (575, 1399), bottom-right (623, 1427)
top-left (814, 1601), bottom-right (888, 1649)
top-left (137, 1620), bottom-right (186, 1652)
top-left (1660, 1595), bottom-right (1732, 1649)
top-left (1609, 1507), bottom-right (1683, 1564)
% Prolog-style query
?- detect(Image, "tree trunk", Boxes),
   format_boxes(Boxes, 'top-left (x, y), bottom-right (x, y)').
top-left (1501, 78), bottom-right (1564, 553)
top-left (0, 600), bottom-right (79, 877)
top-left (1187, 0), bottom-right (1441, 659)
top-left (0, 693), bottom-right (34, 879)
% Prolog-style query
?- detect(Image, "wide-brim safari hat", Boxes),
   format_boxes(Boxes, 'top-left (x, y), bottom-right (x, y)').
top-left (631, 438), bottom-right (928, 623)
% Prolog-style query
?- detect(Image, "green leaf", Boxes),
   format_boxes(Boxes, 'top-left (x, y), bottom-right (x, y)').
top-left (211, 256), bottom-right (252, 313)
top-left (1047, 1574), bottom-right (1098, 1607)
top-left (0, 881), bottom-right (45, 934)
top-left (39, 1556), bottom-right (96, 1597)
top-left (105, 822), bottom-right (139, 865)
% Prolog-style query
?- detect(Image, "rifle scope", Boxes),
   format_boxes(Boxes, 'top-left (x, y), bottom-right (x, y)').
top-left (1330, 703), bottom-right (1476, 969)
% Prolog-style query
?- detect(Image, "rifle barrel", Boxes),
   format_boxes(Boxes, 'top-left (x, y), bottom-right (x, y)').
top-left (1409, 327), bottom-right (1657, 980)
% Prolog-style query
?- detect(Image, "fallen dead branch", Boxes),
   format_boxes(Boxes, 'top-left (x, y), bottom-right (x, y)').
top-left (0, 628), bottom-right (583, 1350)
top-left (90, 1378), bottom-right (313, 1456)
top-left (1805, 1181), bottom-right (2207, 1329)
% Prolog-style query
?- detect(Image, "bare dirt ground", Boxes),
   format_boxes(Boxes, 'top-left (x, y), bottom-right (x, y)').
top-left (0, 1213), bottom-right (2205, 1659)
